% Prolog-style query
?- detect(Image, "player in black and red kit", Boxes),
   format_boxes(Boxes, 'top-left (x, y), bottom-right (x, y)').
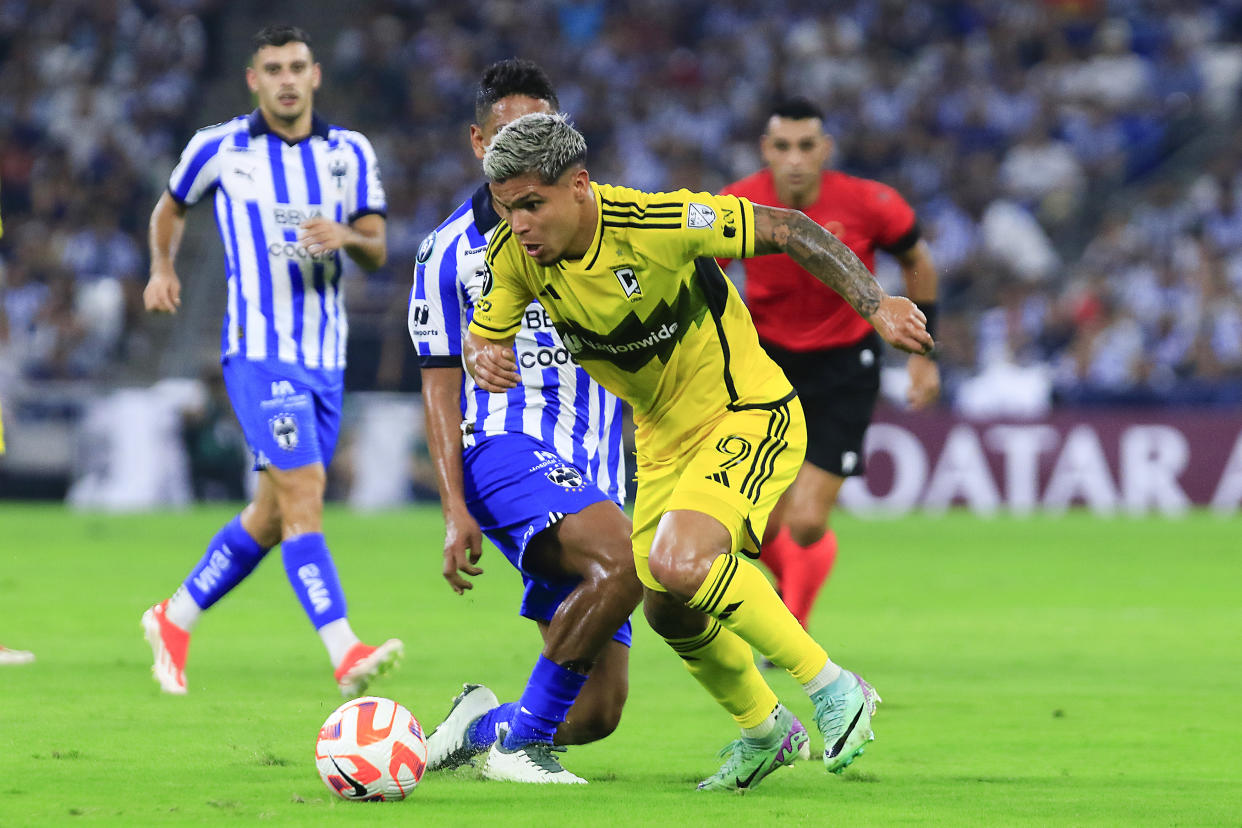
top-left (721, 98), bottom-right (940, 629)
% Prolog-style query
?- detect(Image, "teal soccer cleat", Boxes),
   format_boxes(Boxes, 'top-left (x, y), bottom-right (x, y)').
top-left (810, 670), bottom-right (881, 774)
top-left (697, 705), bottom-right (810, 792)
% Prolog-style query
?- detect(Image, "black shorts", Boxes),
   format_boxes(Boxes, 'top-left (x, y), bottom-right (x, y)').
top-left (762, 332), bottom-right (882, 478)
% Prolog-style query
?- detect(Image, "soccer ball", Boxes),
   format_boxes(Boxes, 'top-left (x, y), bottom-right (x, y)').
top-left (314, 696), bottom-right (428, 801)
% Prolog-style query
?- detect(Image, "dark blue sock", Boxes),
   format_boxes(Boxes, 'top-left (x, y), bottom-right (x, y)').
top-left (467, 702), bottom-right (519, 749)
top-left (184, 515), bottom-right (269, 610)
top-left (281, 532), bottom-right (347, 629)
top-left (502, 655), bottom-right (588, 748)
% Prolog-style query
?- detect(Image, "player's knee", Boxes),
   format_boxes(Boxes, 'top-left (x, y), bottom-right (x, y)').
top-left (645, 549), bottom-right (690, 598)
top-left (789, 501), bottom-right (829, 546)
top-left (787, 513), bottom-right (829, 547)
top-left (647, 541), bottom-right (718, 600)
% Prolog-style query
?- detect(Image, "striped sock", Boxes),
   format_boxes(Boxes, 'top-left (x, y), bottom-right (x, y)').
top-left (688, 553), bottom-right (829, 685)
top-left (664, 618), bottom-right (777, 729)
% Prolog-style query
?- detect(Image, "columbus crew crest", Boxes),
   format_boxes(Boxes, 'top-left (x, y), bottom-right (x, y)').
top-left (614, 266), bottom-right (641, 300)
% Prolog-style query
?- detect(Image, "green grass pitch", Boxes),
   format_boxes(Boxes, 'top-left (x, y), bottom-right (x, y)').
top-left (1, 504), bottom-right (1239, 825)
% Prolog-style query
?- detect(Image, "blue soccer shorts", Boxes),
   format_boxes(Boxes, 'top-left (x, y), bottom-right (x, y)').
top-left (221, 356), bottom-right (344, 472)
top-left (463, 432), bottom-right (632, 647)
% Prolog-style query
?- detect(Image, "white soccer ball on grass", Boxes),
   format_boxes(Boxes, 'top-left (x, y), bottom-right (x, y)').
top-left (315, 696), bottom-right (428, 801)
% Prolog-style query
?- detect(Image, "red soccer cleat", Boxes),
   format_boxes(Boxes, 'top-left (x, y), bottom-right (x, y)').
top-left (334, 638), bottom-right (403, 697)
top-left (141, 600), bottom-right (189, 694)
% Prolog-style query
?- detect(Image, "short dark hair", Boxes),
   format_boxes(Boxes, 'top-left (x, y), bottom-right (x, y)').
top-left (770, 97), bottom-right (824, 123)
top-left (475, 59), bottom-right (559, 125)
top-left (252, 24), bottom-right (312, 56)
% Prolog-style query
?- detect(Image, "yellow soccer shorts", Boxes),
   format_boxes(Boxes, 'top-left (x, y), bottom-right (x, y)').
top-left (631, 396), bottom-right (807, 591)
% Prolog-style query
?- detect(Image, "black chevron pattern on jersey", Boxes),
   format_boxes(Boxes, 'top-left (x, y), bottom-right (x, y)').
top-left (553, 276), bottom-right (711, 373)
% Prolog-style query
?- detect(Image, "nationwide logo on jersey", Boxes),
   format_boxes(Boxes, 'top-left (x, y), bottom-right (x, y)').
top-left (613, 267), bottom-right (642, 300)
top-left (270, 414), bottom-right (299, 450)
top-left (416, 231), bottom-right (436, 264)
top-left (553, 277), bottom-right (708, 373)
top-left (687, 202), bottom-right (716, 229)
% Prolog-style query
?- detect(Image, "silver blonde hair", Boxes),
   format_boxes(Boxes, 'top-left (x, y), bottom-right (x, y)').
top-left (483, 112), bottom-right (587, 184)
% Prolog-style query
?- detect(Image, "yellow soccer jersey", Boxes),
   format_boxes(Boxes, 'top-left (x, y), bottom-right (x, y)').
top-left (471, 183), bottom-right (794, 462)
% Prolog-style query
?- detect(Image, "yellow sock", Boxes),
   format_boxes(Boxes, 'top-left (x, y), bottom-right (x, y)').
top-left (688, 553), bottom-right (829, 684)
top-left (664, 618), bottom-right (777, 728)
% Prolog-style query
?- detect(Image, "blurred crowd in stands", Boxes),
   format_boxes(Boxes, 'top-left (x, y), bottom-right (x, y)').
top-left (5, 0), bottom-right (1242, 408)
top-left (0, 0), bottom-right (224, 383)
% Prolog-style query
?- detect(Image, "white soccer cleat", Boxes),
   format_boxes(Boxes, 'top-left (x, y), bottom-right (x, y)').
top-left (0, 646), bottom-right (35, 666)
top-left (482, 726), bottom-right (587, 785)
top-left (334, 638), bottom-right (403, 698)
top-left (426, 683), bottom-right (500, 770)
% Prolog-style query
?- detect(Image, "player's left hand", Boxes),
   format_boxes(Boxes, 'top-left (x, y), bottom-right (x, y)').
top-left (298, 217), bottom-right (349, 256)
top-left (906, 353), bottom-right (940, 410)
top-left (468, 341), bottom-right (521, 392)
top-left (870, 295), bottom-right (935, 356)
top-left (442, 503), bottom-right (485, 595)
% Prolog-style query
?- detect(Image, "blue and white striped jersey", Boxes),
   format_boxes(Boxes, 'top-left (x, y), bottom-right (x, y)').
top-left (167, 110), bottom-right (386, 369)
top-left (409, 184), bottom-right (627, 505)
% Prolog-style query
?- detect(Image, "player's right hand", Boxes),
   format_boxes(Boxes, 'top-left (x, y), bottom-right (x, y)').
top-left (442, 503), bottom-right (485, 595)
top-left (144, 269), bottom-right (182, 314)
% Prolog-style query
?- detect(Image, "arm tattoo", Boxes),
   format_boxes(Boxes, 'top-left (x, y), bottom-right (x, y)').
top-left (753, 204), bottom-right (883, 318)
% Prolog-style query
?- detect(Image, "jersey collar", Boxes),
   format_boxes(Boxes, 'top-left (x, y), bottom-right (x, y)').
top-left (471, 182), bottom-right (501, 235)
top-left (560, 182), bottom-right (605, 272)
top-left (247, 108), bottom-right (331, 143)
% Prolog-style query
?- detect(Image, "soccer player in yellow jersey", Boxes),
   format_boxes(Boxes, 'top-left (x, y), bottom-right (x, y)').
top-left (467, 113), bottom-right (933, 791)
